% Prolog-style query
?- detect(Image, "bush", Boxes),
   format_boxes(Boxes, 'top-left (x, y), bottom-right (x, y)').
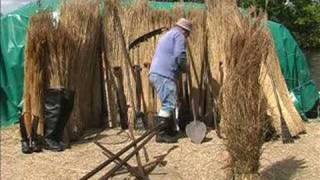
top-left (239, 0), bottom-right (320, 49)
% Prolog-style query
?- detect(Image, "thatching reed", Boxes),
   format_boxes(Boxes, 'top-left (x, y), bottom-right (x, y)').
top-left (58, 0), bottom-right (105, 140)
top-left (24, 0), bottom-right (105, 141)
top-left (103, 0), bottom-right (210, 129)
top-left (207, 0), bottom-right (305, 138)
top-left (208, 1), bottom-right (270, 179)
top-left (260, 44), bottom-right (306, 137)
top-left (24, 12), bottom-right (53, 136)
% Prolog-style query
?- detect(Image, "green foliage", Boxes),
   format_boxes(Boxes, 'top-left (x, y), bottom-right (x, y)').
top-left (239, 0), bottom-right (320, 48)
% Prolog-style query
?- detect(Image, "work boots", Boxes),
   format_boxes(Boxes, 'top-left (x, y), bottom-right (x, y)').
top-left (44, 88), bottom-right (74, 152)
top-left (19, 115), bottom-right (32, 154)
top-left (155, 116), bottom-right (177, 143)
top-left (57, 89), bottom-right (74, 149)
top-left (19, 114), bottom-right (43, 154)
top-left (30, 117), bottom-right (42, 152)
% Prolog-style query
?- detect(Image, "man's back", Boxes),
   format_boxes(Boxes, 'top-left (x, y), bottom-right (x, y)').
top-left (150, 27), bottom-right (186, 80)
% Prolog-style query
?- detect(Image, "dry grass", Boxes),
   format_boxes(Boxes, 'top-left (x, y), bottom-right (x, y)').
top-left (24, 12), bottom-right (54, 136)
top-left (206, 0), bottom-right (305, 139)
top-left (24, 0), bottom-right (105, 140)
top-left (56, 0), bottom-right (104, 140)
top-left (207, 1), bottom-right (271, 178)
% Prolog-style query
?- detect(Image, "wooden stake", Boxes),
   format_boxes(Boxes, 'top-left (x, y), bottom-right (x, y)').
top-left (113, 4), bottom-right (145, 177)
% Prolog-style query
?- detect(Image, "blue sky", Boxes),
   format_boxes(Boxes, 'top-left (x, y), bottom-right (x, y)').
top-left (1, 0), bottom-right (33, 15)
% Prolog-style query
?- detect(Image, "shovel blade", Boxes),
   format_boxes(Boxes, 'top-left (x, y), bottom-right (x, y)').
top-left (185, 121), bottom-right (206, 144)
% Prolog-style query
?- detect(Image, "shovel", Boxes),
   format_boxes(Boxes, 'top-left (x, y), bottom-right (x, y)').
top-left (185, 70), bottom-right (207, 144)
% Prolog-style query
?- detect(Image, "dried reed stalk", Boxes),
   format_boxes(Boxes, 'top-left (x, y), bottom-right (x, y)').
top-left (24, 12), bottom-right (52, 136)
top-left (210, 1), bottom-right (271, 178)
top-left (207, 0), bottom-right (305, 139)
top-left (261, 44), bottom-right (306, 136)
top-left (44, 0), bottom-right (104, 140)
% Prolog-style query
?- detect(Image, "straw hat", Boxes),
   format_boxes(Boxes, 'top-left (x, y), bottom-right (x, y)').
top-left (176, 18), bottom-right (192, 32)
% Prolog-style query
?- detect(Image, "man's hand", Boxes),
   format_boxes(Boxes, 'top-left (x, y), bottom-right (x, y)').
top-left (181, 63), bottom-right (190, 73)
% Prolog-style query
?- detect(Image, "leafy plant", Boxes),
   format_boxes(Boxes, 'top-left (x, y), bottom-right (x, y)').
top-left (239, 0), bottom-right (320, 48)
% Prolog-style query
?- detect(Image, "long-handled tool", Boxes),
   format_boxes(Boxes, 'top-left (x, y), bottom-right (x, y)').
top-left (185, 69), bottom-right (207, 144)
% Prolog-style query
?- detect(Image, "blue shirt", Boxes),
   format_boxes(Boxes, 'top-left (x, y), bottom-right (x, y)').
top-left (150, 27), bottom-right (187, 80)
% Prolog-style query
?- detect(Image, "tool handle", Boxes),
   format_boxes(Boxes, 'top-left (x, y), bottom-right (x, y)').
top-left (187, 69), bottom-right (197, 123)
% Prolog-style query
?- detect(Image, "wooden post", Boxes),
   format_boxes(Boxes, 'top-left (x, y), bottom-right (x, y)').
top-left (113, 4), bottom-right (145, 177)
top-left (143, 62), bottom-right (155, 129)
top-left (113, 66), bottom-right (128, 129)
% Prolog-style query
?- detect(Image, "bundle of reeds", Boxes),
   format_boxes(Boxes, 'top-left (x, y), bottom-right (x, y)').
top-left (25, 0), bottom-right (105, 141)
top-left (261, 43), bottom-right (306, 137)
top-left (207, 0), bottom-right (305, 138)
top-left (24, 12), bottom-right (53, 136)
top-left (208, 1), bottom-right (270, 179)
top-left (53, 0), bottom-right (104, 140)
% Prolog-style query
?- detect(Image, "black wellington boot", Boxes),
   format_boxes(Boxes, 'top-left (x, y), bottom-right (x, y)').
top-left (167, 114), bottom-right (180, 137)
top-left (155, 116), bottom-right (178, 143)
top-left (30, 117), bottom-right (42, 152)
top-left (44, 88), bottom-right (64, 152)
top-left (56, 89), bottom-right (75, 149)
top-left (19, 115), bottom-right (32, 154)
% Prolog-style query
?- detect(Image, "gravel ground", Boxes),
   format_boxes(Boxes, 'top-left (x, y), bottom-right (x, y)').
top-left (1, 120), bottom-right (319, 180)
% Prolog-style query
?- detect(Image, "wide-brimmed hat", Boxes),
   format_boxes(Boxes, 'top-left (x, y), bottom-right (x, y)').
top-left (176, 18), bottom-right (192, 32)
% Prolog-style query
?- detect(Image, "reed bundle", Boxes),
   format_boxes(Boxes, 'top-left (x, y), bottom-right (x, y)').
top-left (24, 12), bottom-right (53, 136)
top-left (207, 0), bottom-right (305, 138)
top-left (55, 0), bottom-right (104, 140)
top-left (209, 1), bottom-right (270, 178)
top-left (24, 0), bottom-right (105, 140)
top-left (261, 43), bottom-right (306, 136)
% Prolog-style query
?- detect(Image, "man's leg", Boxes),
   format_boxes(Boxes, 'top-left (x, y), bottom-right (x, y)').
top-left (149, 74), bottom-right (177, 143)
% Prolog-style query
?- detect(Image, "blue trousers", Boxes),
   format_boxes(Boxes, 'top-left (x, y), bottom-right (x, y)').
top-left (149, 73), bottom-right (177, 115)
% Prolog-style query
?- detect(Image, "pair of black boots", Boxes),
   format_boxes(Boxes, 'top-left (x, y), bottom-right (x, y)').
top-left (155, 116), bottom-right (179, 143)
top-left (19, 88), bottom-right (74, 153)
top-left (43, 88), bottom-right (74, 152)
top-left (19, 115), bottom-right (42, 154)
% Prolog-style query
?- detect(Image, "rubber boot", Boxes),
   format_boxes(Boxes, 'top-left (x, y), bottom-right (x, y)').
top-left (167, 114), bottom-right (180, 137)
top-left (30, 117), bottom-right (42, 152)
top-left (19, 115), bottom-right (32, 154)
top-left (155, 116), bottom-right (177, 143)
top-left (56, 89), bottom-right (74, 149)
top-left (44, 88), bottom-right (64, 152)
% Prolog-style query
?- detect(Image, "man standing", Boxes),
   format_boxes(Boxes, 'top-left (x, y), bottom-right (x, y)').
top-left (149, 18), bottom-right (192, 143)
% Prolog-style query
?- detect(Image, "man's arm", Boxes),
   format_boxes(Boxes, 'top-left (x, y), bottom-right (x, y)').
top-left (173, 33), bottom-right (188, 73)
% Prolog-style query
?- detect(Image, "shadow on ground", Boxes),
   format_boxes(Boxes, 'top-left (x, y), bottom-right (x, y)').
top-left (260, 156), bottom-right (307, 180)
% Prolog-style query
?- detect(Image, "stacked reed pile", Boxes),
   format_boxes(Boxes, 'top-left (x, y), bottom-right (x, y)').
top-left (51, 0), bottom-right (104, 140)
top-left (24, 12), bottom-right (53, 136)
top-left (24, 0), bottom-right (105, 140)
top-left (207, 0), bottom-right (305, 137)
top-left (260, 39), bottom-right (306, 136)
top-left (103, 0), bottom-right (209, 129)
top-left (208, 1), bottom-right (270, 179)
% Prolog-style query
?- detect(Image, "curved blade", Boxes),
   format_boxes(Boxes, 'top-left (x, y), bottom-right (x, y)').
top-left (129, 27), bottom-right (168, 50)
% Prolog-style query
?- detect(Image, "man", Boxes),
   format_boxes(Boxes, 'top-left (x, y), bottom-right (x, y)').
top-left (149, 18), bottom-right (192, 143)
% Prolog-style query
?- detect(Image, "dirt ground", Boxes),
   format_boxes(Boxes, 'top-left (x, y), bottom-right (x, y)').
top-left (1, 120), bottom-right (320, 180)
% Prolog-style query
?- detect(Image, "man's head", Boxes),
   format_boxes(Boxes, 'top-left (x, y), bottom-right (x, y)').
top-left (176, 18), bottom-right (192, 38)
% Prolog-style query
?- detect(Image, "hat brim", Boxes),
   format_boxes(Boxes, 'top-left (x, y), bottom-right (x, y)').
top-left (176, 24), bottom-right (191, 32)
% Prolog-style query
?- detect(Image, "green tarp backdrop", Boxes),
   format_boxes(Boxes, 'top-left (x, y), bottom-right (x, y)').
top-left (1, 0), bottom-right (318, 127)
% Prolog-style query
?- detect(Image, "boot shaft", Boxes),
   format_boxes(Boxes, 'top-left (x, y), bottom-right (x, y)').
top-left (44, 88), bottom-right (74, 142)
top-left (19, 115), bottom-right (29, 141)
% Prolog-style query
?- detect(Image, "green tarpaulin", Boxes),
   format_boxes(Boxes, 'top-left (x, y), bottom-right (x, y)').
top-left (0, 0), bottom-right (60, 127)
top-left (268, 21), bottom-right (319, 118)
top-left (0, 0), bottom-right (318, 127)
